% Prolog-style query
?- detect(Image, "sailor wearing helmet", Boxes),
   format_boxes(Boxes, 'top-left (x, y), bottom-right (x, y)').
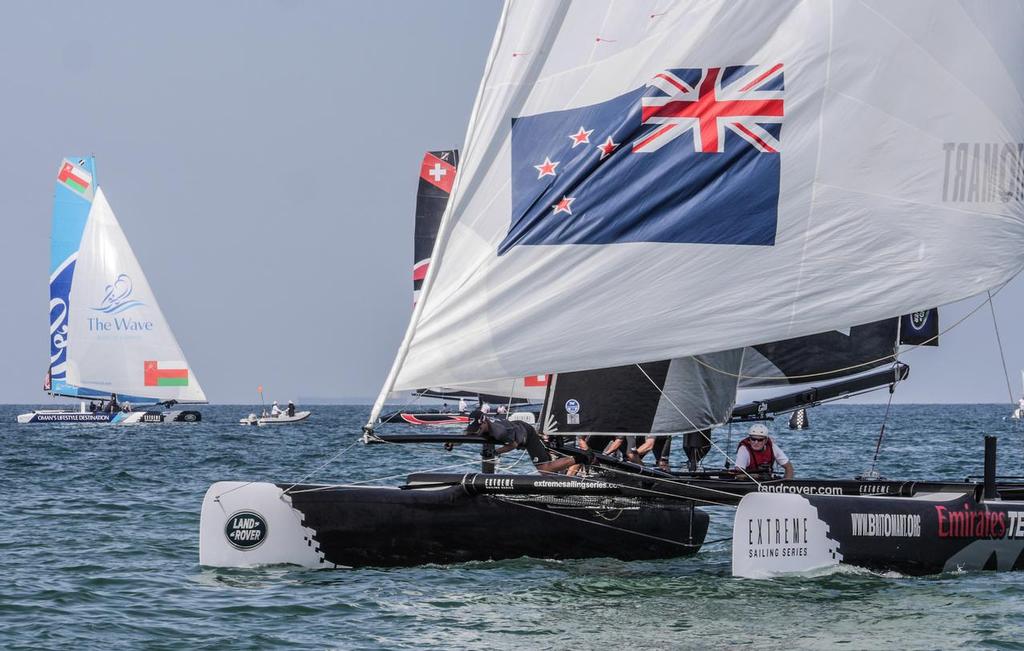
top-left (734, 423), bottom-right (794, 479)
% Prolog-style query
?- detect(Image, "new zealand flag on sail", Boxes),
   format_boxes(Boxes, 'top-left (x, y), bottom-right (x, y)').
top-left (498, 64), bottom-right (784, 254)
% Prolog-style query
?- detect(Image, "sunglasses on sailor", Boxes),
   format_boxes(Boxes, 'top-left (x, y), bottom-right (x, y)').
top-left (749, 437), bottom-right (767, 443)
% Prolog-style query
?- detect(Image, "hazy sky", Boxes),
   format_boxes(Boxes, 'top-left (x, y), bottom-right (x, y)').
top-left (3, 1), bottom-right (1024, 405)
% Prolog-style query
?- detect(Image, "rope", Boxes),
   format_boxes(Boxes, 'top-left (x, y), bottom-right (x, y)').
top-left (496, 495), bottom-right (702, 548)
top-left (988, 289), bottom-right (1016, 406)
top-left (634, 363), bottom-right (764, 488)
top-left (866, 366), bottom-right (900, 477)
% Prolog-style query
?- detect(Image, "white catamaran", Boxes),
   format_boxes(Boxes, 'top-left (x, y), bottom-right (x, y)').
top-left (19, 157), bottom-right (207, 424)
top-left (201, 1), bottom-right (1024, 575)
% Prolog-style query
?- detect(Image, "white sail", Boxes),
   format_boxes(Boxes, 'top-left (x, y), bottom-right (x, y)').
top-left (65, 189), bottom-right (206, 403)
top-left (371, 1), bottom-right (1024, 422)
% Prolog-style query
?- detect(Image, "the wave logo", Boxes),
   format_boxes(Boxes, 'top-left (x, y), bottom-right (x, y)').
top-left (92, 274), bottom-right (145, 314)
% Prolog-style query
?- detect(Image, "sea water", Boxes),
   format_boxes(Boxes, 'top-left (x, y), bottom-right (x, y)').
top-left (2, 403), bottom-right (1024, 650)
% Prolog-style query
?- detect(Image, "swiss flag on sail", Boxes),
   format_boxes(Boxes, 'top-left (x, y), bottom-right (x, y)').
top-left (420, 152), bottom-right (456, 193)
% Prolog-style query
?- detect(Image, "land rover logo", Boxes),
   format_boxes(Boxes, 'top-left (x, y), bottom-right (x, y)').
top-left (225, 511), bottom-right (267, 550)
top-left (910, 311), bottom-right (928, 330)
top-left (565, 399), bottom-right (580, 415)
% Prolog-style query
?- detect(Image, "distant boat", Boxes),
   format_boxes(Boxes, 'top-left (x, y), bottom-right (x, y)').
top-left (18, 158), bottom-right (207, 424)
top-left (240, 410), bottom-right (312, 426)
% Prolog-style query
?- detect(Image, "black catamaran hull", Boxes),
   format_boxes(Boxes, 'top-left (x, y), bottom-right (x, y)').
top-left (200, 480), bottom-right (708, 568)
top-left (732, 491), bottom-right (1024, 577)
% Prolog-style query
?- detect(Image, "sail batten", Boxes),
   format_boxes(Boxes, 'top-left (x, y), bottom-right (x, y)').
top-left (371, 1), bottom-right (1024, 423)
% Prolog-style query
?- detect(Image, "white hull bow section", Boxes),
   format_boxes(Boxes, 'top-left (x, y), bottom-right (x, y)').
top-left (199, 481), bottom-right (329, 569)
top-left (732, 491), bottom-right (1024, 577)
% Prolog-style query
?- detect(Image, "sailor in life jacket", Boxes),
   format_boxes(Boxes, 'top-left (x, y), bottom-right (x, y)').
top-left (734, 423), bottom-right (794, 479)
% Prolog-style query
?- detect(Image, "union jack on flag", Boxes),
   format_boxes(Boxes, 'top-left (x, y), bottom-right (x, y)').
top-left (500, 63), bottom-right (785, 254)
top-left (635, 64), bottom-right (784, 154)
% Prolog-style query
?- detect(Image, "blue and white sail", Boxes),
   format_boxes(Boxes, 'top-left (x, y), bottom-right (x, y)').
top-left (370, 1), bottom-right (1024, 425)
top-left (47, 157), bottom-right (206, 404)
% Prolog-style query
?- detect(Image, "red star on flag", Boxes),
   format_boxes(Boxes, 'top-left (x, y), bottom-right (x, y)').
top-left (534, 157), bottom-right (559, 179)
top-left (597, 136), bottom-right (619, 159)
top-left (569, 127), bottom-right (593, 148)
top-left (552, 196), bottom-right (575, 215)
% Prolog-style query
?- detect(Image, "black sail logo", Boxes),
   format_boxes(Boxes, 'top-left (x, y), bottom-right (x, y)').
top-left (910, 311), bottom-right (928, 330)
top-left (225, 511), bottom-right (268, 550)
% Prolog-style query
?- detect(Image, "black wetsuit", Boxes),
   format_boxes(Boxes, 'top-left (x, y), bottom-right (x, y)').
top-left (487, 418), bottom-right (551, 463)
top-left (287, 403), bottom-right (296, 417)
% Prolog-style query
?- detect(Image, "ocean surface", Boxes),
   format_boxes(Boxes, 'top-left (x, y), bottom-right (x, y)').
top-left (3, 403), bottom-right (1024, 650)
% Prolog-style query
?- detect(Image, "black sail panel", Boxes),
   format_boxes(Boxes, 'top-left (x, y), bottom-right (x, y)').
top-left (413, 150), bottom-right (459, 303)
top-left (740, 318), bottom-right (899, 387)
top-left (542, 351), bottom-right (742, 435)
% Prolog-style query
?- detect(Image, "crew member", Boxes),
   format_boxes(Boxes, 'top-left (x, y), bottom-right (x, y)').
top-left (107, 393), bottom-right (120, 413)
top-left (634, 435), bottom-right (673, 472)
top-left (286, 400), bottom-right (296, 417)
top-left (271, 400), bottom-right (282, 417)
top-left (734, 423), bottom-right (794, 479)
top-left (458, 398), bottom-right (468, 414)
top-left (466, 410), bottom-right (575, 473)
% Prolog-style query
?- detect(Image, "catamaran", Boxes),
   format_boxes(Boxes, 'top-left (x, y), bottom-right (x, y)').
top-left (19, 157), bottom-right (207, 424)
top-left (201, 1), bottom-right (1024, 574)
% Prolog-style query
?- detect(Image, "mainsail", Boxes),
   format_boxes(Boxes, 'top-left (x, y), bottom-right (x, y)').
top-left (370, 1), bottom-right (1024, 425)
top-left (47, 157), bottom-right (206, 404)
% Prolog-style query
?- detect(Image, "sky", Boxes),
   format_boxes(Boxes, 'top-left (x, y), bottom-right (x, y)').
top-left (3, 1), bottom-right (1024, 406)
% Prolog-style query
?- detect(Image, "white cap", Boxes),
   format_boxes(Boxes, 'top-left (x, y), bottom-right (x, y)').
top-left (273, 400), bottom-right (278, 404)
top-left (748, 423), bottom-right (770, 438)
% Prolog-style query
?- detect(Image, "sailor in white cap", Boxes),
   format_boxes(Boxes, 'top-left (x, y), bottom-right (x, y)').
top-left (734, 423), bottom-right (794, 479)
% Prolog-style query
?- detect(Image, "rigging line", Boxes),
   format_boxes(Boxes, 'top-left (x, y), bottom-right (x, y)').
top-left (215, 438), bottom-right (366, 500)
top-left (867, 367), bottom-right (900, 477)
top-left (595, 466), bottom-right (750, 506)
top-left (285, 457), bottom-right (489, 493)
top-left (496, 497), bottom-right (702, 548)
top-left (692, 287), bottom-right (1011, 382)
top-left (541, 444), bottom-right (755, 505)
top-left (364, 389), bottom-right (431, 436)
top-left (634, 363), bottom-right (764, 488)
top-left (280, 438), bottom-right (366, 495)
top-left (535, 461), bottom-right (739, 507)
top-left (987, 289), bottom-right (1016, 406)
